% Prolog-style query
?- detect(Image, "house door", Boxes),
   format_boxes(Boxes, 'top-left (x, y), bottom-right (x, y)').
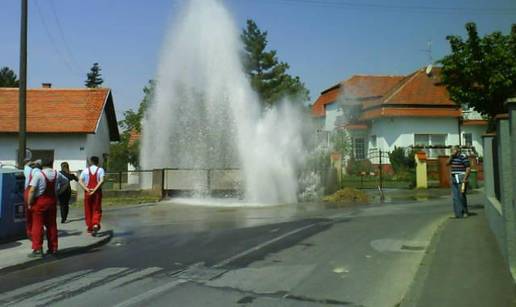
top-left (31, 150), bottom-right (55, 163)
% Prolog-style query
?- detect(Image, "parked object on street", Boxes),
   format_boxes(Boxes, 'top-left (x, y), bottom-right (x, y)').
top-left (0, 168), bottom-right (25, 242)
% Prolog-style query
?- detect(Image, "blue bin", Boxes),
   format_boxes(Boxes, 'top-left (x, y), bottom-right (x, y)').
top-left (0, 168), bottom-right (26, 242)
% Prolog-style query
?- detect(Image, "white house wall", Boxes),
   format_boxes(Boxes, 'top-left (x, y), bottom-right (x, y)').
top-left (462, 125), bottom-right (486, 156)
top-left (0, 134), bottom-right (87, 171)
top-left (368, 117), bottom-right (461, 162)
top-left (85, 111), bottom-right (111, 166)
top-left (324, 102), bottom-right (342, 131)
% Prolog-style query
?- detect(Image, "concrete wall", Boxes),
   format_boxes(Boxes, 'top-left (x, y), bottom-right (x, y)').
top-left (483, 98), bottom-right (516, 281)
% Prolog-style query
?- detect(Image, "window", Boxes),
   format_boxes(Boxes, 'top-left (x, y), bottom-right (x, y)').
top-left (414, 134), bottom-right (447, 158)
top-left (370, 135), bottom-right (377, 148)
top-left (464, 133), bottom-right (473, 147)
top-left (414, 134), bottom-right (430, 146)
top-left (353, 137), bottom-right (365, 160)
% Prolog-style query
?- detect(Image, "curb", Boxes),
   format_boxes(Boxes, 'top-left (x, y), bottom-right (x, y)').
top-left (398, 216), bottom-right (450, 307)
top-left (0, 229), bottom-right (113, 275)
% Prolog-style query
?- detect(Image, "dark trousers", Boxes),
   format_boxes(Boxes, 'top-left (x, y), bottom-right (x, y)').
top-left (451, 181), bottom-right (468, 218)
top-left (59, 191), bottom-right (71, 222)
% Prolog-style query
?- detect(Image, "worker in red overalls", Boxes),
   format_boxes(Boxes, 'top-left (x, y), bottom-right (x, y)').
top-left (79, 156), bottom-right (105, 237)
top-left (23, 159), bottom-right (41, 240)
top-left (27, 158), bottom-right (68, 258)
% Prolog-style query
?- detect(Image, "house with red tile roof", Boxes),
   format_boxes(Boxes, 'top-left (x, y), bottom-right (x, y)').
top-left (0, 84), bottom-right (119, 171)
top-left (312, 67), bottom-right (487, 163)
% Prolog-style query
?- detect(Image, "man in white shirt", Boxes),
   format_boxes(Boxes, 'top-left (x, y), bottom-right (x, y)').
top-left (79, 156), bottom-right (105, 237)
top-left (23, 159), bottom-right (41, 240)
top-left (27, 159), bottom-right (68, 258)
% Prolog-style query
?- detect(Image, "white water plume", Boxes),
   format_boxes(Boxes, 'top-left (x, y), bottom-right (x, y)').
top-left (141, 0), bottom-right (307, 204)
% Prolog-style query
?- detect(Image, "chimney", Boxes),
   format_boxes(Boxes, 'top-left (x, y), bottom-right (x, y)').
top-left (42, 83), bottom-right (52, 88)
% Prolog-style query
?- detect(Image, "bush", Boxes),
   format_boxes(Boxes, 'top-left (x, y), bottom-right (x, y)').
top-left (346, 159), bottom-right (374, 176)
top-left (389, 147), bottom-right (415, 173)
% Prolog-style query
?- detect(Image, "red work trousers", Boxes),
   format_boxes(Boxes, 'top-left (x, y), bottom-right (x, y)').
top-left (23, 189), bottom-right (33, 239)
top-left (84, 191), bottom-right (102, 231)
top-left (31, 205), bottom-right (58, 252)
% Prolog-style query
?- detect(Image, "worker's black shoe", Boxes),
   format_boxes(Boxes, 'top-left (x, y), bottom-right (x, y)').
top-left (92, 225), bottom-right (100, 237)
top-left (46, 249), bottom-right (58, 256)
top-left (28, 249), bottom-right (44, 259)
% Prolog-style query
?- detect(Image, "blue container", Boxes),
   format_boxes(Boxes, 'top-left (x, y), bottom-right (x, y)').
top-left (0, 168), bottom-right (26, 242)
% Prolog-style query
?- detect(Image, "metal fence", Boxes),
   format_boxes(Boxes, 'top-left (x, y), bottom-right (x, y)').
top-left (102, 169), bottom-right (242, 196)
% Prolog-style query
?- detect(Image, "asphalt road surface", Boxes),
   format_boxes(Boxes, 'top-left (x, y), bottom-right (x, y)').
top-left (0, 194), bottom-right (466, 307)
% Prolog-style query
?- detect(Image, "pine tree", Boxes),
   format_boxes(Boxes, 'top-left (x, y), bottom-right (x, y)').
top-left (0, 66), bottom-right (20, 87)
top-left (85, 62), bottom-right (104, 88)
top-left (241, 20), bottom-right (309, 107)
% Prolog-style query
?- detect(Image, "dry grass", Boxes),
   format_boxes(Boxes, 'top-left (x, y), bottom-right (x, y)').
top-left (322, 187), bottom-right (369, 204)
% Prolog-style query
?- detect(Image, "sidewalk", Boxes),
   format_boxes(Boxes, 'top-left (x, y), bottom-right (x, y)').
top-left (401, 208), bottom-right (516, 307)
top-left (0, 214), bottom-right (113, 273)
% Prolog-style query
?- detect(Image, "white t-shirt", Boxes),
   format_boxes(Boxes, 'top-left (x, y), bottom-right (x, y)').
top-left (29, 168), bottom-right (69, 197)
top-left (24, 165), bottom-right (40, 189)
top-left (80, 166), bottom-right (105, 186)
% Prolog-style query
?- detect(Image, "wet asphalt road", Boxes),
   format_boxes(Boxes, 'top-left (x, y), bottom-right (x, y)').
top-left (0, 193), bottom-right (473, 307)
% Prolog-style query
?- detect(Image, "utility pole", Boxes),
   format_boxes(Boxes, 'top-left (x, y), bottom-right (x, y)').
top-left (17, 0), bottom-right (28, 168)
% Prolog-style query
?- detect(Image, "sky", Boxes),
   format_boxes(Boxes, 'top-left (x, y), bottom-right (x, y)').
top-left (0, 0), bottom-right (515, 115)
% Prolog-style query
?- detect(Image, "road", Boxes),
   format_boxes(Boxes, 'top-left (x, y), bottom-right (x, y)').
top-left (0, 193), bottom-right (465, 307)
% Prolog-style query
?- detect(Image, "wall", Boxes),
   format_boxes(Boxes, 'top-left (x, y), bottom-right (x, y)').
top-left (462, 125), bottom-right (487, 156)
top-left (85, 111), bottom-right (111, 166)
top-left (370, 117), bottom-right (460, 153)
top-left (324, 102), bottom-right (343, 131)
top-left (482, 98), bottom-right (516, 281)
top-left (0, 134), bottom-right (87, 171)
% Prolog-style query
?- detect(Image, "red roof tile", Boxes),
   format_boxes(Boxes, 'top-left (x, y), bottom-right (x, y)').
top-left (342, 75), bottom-right (404, 99)
top-left (0, 88), bottom-right (119, 141)
top-left (311, 84), bottom-right (341, 117)
top-left (463, 119), bottom-right (488, 126)
top-left (382, 68), bottom-right (453, 106)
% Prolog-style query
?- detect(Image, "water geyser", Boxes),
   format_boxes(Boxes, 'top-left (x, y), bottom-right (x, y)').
top-left (141, 0), bottom-right (306, 204)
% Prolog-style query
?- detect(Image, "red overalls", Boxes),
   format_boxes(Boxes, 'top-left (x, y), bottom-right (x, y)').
top-left (31, 171), bottom-right (58, 252)
top-left (23, 171), bottom-right (34, 239)
top-left (84, 167), bottom-right (102, 232)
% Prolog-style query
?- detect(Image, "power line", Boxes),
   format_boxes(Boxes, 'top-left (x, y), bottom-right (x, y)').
top-left (34, 0), bottom-right (79, 75)
top-left (48, 0), bottom-right (80, 69)
top-left (264, 0), bottom-right (516, 15)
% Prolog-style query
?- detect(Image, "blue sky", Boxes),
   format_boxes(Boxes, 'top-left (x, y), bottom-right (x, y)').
top-left (0, 0), bottom-right (515, 115)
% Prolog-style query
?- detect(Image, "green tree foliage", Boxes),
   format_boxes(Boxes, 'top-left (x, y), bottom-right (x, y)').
top-left (0, 66), bottom-right (19, 87)
top-left (241, 19), bottom-right (309, 107)
top-left (85, 62), bottom-right (104, 88)
top-left (330, 130), bottom-right (352, 157)
top-left (107, 80), bottom-right (155, 171)
top-left (388, 146), bottom-right (415, 174)
top-left (440, 23), bottom-right (516, 129)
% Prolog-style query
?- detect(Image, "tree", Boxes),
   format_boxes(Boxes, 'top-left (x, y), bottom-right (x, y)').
top-left (85, 62), bottom-right (104, 88)
top-left (440, 23), bottom-right (516, 130)
top-left (107, 80), bottom-right (155, 171)
top-left (241, 19), bottom-right (309, 107)
top-left (0, 66), bottom-right (19, 87)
